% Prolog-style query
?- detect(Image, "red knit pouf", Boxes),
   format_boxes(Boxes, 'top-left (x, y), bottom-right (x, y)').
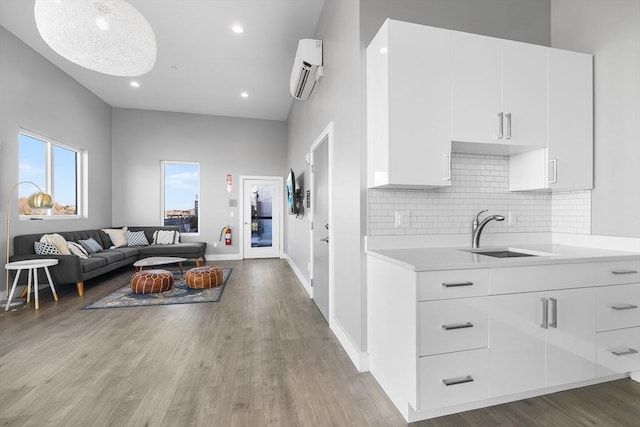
top-left (185, 267), bottom-right (224, 289)
top-left (130, 269), bottom-right (174, 294)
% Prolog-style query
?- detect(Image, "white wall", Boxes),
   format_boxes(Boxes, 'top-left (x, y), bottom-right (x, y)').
top-left (551, 0), bottom-right (640, 238)
top-left (111, 108), bottom-right (286, 258)
top-left (0, 26), bottom-right (113, 294)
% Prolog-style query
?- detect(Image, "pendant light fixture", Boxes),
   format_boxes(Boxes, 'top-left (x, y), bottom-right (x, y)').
top-left (34, 0), bottom-right (157, 77)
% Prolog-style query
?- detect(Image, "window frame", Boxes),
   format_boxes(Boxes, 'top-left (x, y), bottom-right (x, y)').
top-left (160, 160), bottom-right (200, 235)
top-left (18, 129), bottom-right (85, 219)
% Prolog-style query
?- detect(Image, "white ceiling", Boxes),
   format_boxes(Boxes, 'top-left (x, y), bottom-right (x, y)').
top-left (0, 0), bottom-right (325, 121)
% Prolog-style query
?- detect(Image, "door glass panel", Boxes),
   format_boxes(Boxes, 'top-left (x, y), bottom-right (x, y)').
top-left (251, 184), bottom-right (273, 248)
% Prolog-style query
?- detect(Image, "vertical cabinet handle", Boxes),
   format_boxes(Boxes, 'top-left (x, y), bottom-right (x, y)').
top-left (442, 154), bottom-right (452, 181)
top-left (505, 113), bottom-right (512, 139)
top-left (549, 297), bottom-right (558, 328)
top-left (540, 298), bottom-right (549, 329)
top-left (497, 112), bottom-right (504, 139)
top-left (548, 159), bottom-right (558, 184)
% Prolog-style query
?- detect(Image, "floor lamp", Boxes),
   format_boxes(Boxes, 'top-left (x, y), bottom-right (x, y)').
top-left (2, 181), bottom-right (54, 307)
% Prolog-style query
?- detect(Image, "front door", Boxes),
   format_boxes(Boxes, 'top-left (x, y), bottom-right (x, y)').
top-left (243, 178), bottom-right (282, 259)
top-left (311, 132), bottom-right (330, 322)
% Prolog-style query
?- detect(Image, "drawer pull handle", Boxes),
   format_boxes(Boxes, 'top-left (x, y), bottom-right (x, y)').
top-left (441, 281), bottom-right (474, 288)
top-left (611, 304), bottom-right (638, 311)
top-left (610, 348), bottom-right (639, 357)
top-left (442, 375), bottom-right (474, 386)
top-left (611, 270), bottom-right (639, 275)
top-left (442, 322), bottom-right (474, 331)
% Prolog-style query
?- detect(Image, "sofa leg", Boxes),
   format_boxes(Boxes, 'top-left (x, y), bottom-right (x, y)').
top-left (195, 259), bottom-right (201, 267)
top-left (76, 282), bottom-right (84, 296)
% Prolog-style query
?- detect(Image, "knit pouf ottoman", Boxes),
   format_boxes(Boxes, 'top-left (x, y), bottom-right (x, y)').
top-left (185, 266), bottom-right (224, 289)
top-left (130, 269), bottom-right (174, 294)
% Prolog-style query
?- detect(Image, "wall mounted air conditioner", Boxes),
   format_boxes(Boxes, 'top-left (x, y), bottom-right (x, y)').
top-left (290, 39), bottom-right (323, 100)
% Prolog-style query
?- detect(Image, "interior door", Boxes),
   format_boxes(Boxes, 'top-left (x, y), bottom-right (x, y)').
top-left (243, 178), bottom-right (281, 259)
top-left (311, 135), bottom-right (330, 322)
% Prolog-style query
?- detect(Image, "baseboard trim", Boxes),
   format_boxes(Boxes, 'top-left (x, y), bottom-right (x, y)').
top-left (204, 253), bottom-right (242, 261)
top-left (330, 318), bottom-right (370, 372)
top-left (283, 254), bottom-right (312, 297)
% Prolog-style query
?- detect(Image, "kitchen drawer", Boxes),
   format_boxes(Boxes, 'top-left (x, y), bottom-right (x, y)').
top-left (596, 260), bottom-right (640, 286)
top-left (418, 348), bottom-right (489, 411)
top-left (419, 297), bottom-right (488, 356)
top-left (490, 263), bottom-right (596, 294)
top-left (418, 269), bottom-right (488, 301)
top-left (596, 328), bottom-right (640, 377)
top-left (596, 284), bottom-right (640, 332)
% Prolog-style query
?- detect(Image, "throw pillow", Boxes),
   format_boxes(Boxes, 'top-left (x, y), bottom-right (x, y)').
top-left (67, 241), bottom-right (89, 259)
top-left (102, 228), bottom-right (128, 248)
top-left (34, 241), bottom-right (62, 256)
top-left (152, 230), bottom-right (176, 245)
top-left (126, 230), bottom-right (149, 246)
top-left (78, 238), bottom-right (103, 254)
top-left (40, 233), bottom-right (71, 255)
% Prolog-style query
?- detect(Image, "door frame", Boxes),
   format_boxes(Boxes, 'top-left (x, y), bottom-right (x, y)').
top-left (239, 175), bottom-right (284, 259)
top-left (309, 122), bottom-right (334, 324)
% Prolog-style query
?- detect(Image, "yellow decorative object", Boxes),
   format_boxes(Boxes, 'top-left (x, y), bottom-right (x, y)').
top-left (28, 192), bottom-right (54, 209)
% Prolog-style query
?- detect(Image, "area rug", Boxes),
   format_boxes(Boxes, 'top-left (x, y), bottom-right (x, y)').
top-left (83, 268), bottom-right (232, 309)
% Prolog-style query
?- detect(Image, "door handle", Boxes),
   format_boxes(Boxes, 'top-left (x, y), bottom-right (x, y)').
top-left (505, 113), bottom-right (511, 139)
top-left (497, 112), bottom-right (503, 139)
top-left (549, 297), bottom-right (558, 328)
top-left (320, 237), bottom-right (329, 243)
top-left (540, 298), bottom-right (549, 329)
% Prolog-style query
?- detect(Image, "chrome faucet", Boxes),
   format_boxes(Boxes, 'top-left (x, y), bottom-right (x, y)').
top-left (471, 210), bottom-right (505, 248)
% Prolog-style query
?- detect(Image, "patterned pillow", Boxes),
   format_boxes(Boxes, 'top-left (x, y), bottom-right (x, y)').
top-left (40, 233), bottom-right (71, 255)
top-left (78, 238), bottom-right (103, 254)
top-left (102, 228), bottom-right (128, 248)
top-left (126, 230), bottom-right (149, 246)
top-left (34, 241), bottom-right (61, 256)
top-left (67, 241), bottom-right (89, 259)
top-left (152, 230), bottom-right (177, 245)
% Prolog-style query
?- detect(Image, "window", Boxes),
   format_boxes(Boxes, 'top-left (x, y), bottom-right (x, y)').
top-left (18, 131), bottom-right (83, 217)
top-left (161, 161), bottom-right (199, 233)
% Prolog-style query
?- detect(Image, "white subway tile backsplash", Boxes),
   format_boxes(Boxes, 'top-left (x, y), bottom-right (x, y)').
top-left (367, 153), bottom-right (592, 237)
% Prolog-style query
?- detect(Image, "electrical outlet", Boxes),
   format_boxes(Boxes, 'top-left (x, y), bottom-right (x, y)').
top-left (508, 211), bottom-right (517, 226)
top-left (395, 211), bottom-right (411, 228)
top-left (213, 241), bottom-right (218, 248)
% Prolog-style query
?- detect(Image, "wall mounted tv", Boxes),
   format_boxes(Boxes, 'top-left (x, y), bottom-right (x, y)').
top-left (286, 169), bottom-right (296, 215)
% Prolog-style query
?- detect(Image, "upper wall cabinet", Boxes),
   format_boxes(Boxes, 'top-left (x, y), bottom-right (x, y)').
top-left (367, 20), bottom-right (452, 189)
top-left (451, 31), bottom-right (547, 149)
top-left (509, 48), bottom-right (593, 191)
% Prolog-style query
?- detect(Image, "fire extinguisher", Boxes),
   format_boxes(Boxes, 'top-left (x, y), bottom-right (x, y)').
top-left (219, 226), bottom-right (232, 246)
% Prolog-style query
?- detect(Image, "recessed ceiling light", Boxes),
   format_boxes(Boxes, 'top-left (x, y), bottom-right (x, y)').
top-left (240, 92), bottom-right (249, 98)
top-left (379, 47), bottom-right (388, 54)
top-left (130, 81), bottom-right (140, 88)
top-left (232, 24), bottom-right (244, 34)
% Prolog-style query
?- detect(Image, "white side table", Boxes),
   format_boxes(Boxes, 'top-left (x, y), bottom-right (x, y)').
top-left (5, 259), bottom-right (59, 311)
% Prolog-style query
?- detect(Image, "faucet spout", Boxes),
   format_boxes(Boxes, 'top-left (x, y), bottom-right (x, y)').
top-left (471, 211), bottom-right (505, 248)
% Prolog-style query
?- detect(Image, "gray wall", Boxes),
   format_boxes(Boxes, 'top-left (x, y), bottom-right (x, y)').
top-left (111, 108), bottom-right (287, 256)
top-left (0, 26), bottom-right (113, 293)
top-left (551, 0), bottom-right (640, 238)
top-left (360, 0), bottom-right (551, 47)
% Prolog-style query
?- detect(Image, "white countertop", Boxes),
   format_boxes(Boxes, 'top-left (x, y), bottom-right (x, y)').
top-left (366, 244), bottom-right (640, 271)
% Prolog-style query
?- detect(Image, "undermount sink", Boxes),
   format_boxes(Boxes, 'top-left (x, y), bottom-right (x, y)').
top-left (460, 247), bottom-right (556, 258)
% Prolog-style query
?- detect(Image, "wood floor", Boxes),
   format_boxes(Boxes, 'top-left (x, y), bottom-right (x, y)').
top-left (1, 259), bottom-right (639, 426)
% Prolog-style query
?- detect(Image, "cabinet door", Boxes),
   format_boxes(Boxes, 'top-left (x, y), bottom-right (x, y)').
top-left (490, 292), bottom-right (546, 397)
top-left (501, 40), bottom-right (547, 148)
top-left (546, 288), bottom-right (596, 387)
top-left (451, 31), bottom-right (502, 144)
top-left (548, 48), bottom-right (593, 190)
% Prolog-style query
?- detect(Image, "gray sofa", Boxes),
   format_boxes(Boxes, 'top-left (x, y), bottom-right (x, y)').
top-left (11, 226), bottom-right (206, 296)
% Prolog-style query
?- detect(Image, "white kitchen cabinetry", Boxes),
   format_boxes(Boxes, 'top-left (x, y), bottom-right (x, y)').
top-left (451, 32), bottom-right (547, 149)
top-left (490, 288), bottom-right (596, 397)
top-left (509, 48), bottom-right (593, 191)
top-left (367, 19), bottom-right (452, 189)
top-left (367, 253), bottom-right (640, 423)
